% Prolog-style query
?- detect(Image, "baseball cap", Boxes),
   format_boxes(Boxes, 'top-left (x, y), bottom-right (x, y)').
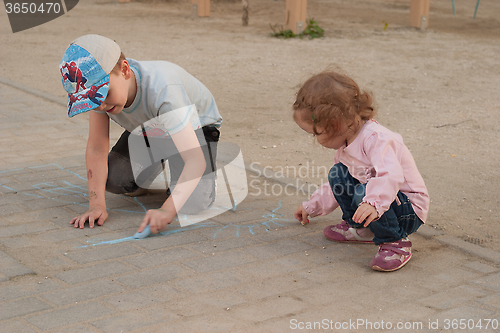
top-left (60, 34), bottom-right (121, 117)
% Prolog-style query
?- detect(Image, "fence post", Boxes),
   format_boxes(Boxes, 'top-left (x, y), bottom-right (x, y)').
top-left (193, 0), bottom-right (210, 17)
top-left (410, 0), bottom-right (430, 29)
top-left (285, 0), bottom-right (307, 34)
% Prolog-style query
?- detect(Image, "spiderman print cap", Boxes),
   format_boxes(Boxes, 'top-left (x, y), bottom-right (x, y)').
top-left (60, 34), bottom-right (121, 117)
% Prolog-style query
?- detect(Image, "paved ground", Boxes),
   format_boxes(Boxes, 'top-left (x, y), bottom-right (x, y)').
top-left (1, 80), bottom-right (500, 333)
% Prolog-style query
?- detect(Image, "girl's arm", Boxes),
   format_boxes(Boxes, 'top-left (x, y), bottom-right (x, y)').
top-left (301, 182), bottom-right (339, 218)
top-left (295, 152), bottom-right (342, 224)
top-left (70, 111), bottom-right (110, 228)
top-left (137, 122), bottom-right (206, 233)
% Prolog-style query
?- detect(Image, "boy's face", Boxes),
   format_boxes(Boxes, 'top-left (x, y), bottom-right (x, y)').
top-left (94, 62), bottom-right (134, 115)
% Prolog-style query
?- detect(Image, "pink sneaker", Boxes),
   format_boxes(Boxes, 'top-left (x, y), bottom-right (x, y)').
top-left (323, 221), bottom-right (374, 244)
top-left (370, 239), bottom-right (412, 272)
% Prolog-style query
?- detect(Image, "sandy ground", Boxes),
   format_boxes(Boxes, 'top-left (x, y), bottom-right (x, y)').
top-left (1, 0), bottom-right (499, 250)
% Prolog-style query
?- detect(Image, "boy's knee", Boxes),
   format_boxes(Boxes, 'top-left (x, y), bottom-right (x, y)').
top-left (106, 151), bottom-right (138, 194)
top-left (106, 175), bottom-right (138, 194)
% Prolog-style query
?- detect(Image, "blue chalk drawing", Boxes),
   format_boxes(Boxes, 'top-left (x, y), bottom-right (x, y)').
top-left (1, 163), bottom-right (296, 247)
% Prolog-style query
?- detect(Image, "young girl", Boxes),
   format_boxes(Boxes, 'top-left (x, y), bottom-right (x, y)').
top-left (293, 70), bottom-right (429, 272)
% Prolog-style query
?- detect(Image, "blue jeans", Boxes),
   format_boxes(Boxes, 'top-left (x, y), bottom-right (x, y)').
top-left (328, 163), bottom-right (423, 245)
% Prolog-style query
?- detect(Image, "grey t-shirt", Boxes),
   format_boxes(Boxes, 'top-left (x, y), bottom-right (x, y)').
top-left (106, 59), bottom-right (222, 137)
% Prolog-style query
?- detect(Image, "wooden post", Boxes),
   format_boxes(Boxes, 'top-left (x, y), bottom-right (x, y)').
top-left (192, 0), bottom-right (210, 17)
top-left (285, 0), bottom-right (307, 34)
top-left (410, 0), bottom-right (429, 29)
top-left (242, 0), bottom-right (249, 26)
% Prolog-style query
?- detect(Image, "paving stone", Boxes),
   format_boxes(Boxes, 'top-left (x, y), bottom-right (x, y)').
top-left (0, 222), bottom-right (60, 238)
top-left (417, 285), bottom-right (489, 310)
top-left (211, 209), bottom-right (275, 224)
top-left (465, 261), bottom-right (499, 274)
top-left (472, 272), bottom-right (500, 292)
top-left (235, 255), bottom-right (310, 280)
top-left (437, 236), bottom-right (500, 264)
top-left (0, 235), bottom-right (39, 249)
top-left (133, 229), bottom-right (209, 251)
top-left (122, 247), bottom-right (202, 269)
top-left (477, 293), bottom-right (500, 310)
top-left (190, 236), bottom-right (262, 254)
top-left (241, 238), bottom-right (315, 259)
top-left (116, 264), bottom-right (193, 289)
top-left (153, 314), bottom-right (242, 333)
top-left (195, 221), bottom-right (274, 240)
top-left (65, 243), bottom-right (145, 264)
top-left (102, 284), bottom-right (181, 311)
top-left (0, 192), bottom-right (39, 206)
top-left (19, 196), bottom-right (76, 211)
top-left (0, 320), bottom-right (38, 333)
top-left (40, 280), bottom-right (126, 306)
top-left (48, 324), bottom-right (102, 333)
top-left (174, 269), bottom-right (245, 294)
top-left (11, 169), bottom-right (74, 183)
top-left (431, 305), bottom-right (497, 329)
top-left (181, 251), bottom-right (258, 273)
top-left (235, 275), bottom-right (311, 301)
top-left (55, 261), bottom-right (135, 284)
top-left (0, 297), bottom-right (52, 321)
top-left (91, 310), bottom-right (168, 333)
top-left (0, 249), bottom-right (34, 278)
top-left (0, 278), bottom-right (63, 302)
top-left (0, 204), bottom-right (25, 217)
top-left (25, 301), bottom-right (114, 331)
top-left (229, 296), bottom-right (308, 322)
top-left (37, 227), bottom-right (106, 243)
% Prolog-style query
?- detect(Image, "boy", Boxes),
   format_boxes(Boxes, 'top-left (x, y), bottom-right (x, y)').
top-left (60, 34), bottom-right (222, 234)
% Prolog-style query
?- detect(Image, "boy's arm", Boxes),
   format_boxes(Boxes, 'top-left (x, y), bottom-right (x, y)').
top-left (138, 122), bottom-right (206, 233)
top-left (70, 111), bottom-right (110, 228)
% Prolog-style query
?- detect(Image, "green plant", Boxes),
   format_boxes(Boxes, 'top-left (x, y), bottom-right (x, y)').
top-left (270, 18), bottom-right (324, 39)
top-left (303, 18), bottom-right (324, 38)
top-left (269, 24), bottom-right (296, 39)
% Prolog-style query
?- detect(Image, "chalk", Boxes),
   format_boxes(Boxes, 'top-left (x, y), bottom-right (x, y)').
top-left (134, 225), bottom-right (151, 239)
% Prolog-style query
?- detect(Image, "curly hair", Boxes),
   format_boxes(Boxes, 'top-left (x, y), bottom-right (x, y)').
top-left (293, 70), bottom-right (376, 136)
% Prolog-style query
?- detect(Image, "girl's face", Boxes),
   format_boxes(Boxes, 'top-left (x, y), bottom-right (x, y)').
top-left (294, 110), bottom-right (355, 150)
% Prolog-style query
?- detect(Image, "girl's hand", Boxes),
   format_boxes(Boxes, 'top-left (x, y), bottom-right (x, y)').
top-left (138, 208), bottom-right (176, 234)
top-left (353, 203), bottom-right (378, 227)
top-left (70, 205), bottom-right (108, 229)
top-left (294, 204), bottom-right (310, 225)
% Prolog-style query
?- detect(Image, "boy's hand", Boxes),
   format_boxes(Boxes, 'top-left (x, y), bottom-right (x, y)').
top-left (353, 203), bottom-right (378, 227)
top-left (138, 208), bottom-right (176, 234)
top-left (70, 205), bottom-right (108, 229)
top-left (294, 204), bottom-right (310, 225)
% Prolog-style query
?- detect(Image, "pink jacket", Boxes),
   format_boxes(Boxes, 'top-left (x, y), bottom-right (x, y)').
top-left (302, 120), bottom-right (429, 223)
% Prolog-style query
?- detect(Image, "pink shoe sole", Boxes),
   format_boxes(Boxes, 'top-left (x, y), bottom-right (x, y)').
top-left (370, 240), bottom-right (412, 272)
top-left (371, 253), bottom-right (412, 272)
top-left (323, 221), bottom-right (374, 244)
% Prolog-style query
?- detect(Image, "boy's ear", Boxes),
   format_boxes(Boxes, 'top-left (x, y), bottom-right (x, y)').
top-left (120, 60), bottom-right (132, 79)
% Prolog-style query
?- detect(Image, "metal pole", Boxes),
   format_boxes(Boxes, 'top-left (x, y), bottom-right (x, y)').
top-left (473, 0), bottom-right (480, 19)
